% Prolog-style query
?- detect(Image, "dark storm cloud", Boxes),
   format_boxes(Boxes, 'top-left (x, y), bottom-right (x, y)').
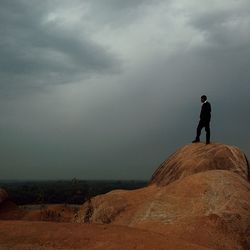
top-left (186, 2), bottom-right (250, 100)
top-left (0, 0), bottom-right (250, 180)
top-left (190, 6), bottom-right (250, 48)
top-left (0, 0), bottom-right (120, 91)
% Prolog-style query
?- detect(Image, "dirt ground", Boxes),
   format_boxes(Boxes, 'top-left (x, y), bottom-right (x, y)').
top-left (0, 220), bottom-right (209, 250)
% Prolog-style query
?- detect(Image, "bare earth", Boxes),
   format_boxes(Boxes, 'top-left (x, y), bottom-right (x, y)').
top-left (0, 220), bottom-right (209, 250)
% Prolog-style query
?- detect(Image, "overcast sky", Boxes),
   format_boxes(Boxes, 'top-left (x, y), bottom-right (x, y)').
top-left (1, 0), bottom-right (250, 180)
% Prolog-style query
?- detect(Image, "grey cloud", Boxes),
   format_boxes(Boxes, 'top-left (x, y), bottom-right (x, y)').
top-left (189, 3), bottom-right (250, 49)
top-left (0, 0), bottom-right (249, 180)
top-left (86, 0), bottom-right (164, 26)
top-left (0, 0), bottom-right (120, 91)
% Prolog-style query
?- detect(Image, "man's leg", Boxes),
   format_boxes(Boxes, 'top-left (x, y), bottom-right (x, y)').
top-left (193, 120), bottom-right (203, 142)
top-left (205, 122), bottom-right (210, 144)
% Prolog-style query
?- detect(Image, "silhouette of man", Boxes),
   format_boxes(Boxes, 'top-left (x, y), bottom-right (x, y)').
top-left (192, 95), bottom-right (211, 144)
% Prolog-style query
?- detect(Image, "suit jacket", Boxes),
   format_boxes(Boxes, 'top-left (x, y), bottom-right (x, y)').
top-left (200, 102), bottom-right (211, 122)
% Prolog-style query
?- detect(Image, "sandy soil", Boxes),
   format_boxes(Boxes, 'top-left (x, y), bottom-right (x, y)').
top-left (0, 220), bottom-right (209, 250)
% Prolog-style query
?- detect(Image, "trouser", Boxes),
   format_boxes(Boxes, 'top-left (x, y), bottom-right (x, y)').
top-left (196, 120), bottom-right (210, 143)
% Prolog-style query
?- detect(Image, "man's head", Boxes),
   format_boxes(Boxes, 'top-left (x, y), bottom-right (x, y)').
top-left (201, 95), bottom-right (207, 103)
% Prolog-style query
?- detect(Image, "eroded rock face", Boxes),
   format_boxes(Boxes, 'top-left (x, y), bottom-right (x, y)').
top-left (75, 143), bottom-right (250, 249)
top-left (150, 143), bottom-right (249, 186)
top-left (130, 170), bottom-right (250, 249)
top-left (74, 187), bottom-right (157, 225)
top-left (75, 171), bottom-right (250, 249)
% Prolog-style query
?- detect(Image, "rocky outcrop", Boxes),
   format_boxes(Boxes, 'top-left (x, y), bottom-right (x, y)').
top-left (74, 187), bottom-right (157, 225)
top-left (75, 143), bottom-right (250, 249)
top-left (150, 143), bottom-right (249, 186)
top-left (131, 170), bottom-right (250, 249)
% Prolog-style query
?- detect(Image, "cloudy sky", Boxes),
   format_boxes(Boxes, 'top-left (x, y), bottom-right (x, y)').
top-left (1, 0), bottom-right (250, 180)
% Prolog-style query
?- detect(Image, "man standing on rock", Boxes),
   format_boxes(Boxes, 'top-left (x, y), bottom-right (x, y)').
top-left (192, 95), bottom-right (211, 144)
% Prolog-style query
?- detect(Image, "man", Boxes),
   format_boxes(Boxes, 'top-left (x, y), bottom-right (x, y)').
top-left (192, 95), bottom-right (211, 144)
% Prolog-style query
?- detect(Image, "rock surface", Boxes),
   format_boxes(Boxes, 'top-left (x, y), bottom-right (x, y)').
top-left (74, 143), bottom-right (250, 249)
top-left (132, 170), bottom-right (250, 249)
top-left (150, 143), bottom-right (249, 186)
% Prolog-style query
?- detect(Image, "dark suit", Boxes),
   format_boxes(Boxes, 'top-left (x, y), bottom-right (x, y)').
top-left (196, 101), bottom-right (211, 143)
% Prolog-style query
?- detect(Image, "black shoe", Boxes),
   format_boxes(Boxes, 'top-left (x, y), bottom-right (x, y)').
top-left (206, 141), bottom-right (210, 145)
top-left (192, 139), bottom-right (200, 143)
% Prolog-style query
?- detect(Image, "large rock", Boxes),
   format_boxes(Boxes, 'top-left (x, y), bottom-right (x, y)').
top-left (150, 143), bottom-right (249, 186)
top-left (74, 187), bottom-right (157, 225)
top-left (130, 170), bottom-right (250, 249)
top-left (75, 143), bottom-right (250, 249)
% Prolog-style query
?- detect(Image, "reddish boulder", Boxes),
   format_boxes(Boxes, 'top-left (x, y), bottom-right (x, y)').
top-left (150, 143), bottom-right (249, 186)
top-left (75, 143), bottom-right (250, 249)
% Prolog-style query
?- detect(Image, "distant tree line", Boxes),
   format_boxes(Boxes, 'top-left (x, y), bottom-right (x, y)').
top-left (0, 179), bottom-right (148, 205)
